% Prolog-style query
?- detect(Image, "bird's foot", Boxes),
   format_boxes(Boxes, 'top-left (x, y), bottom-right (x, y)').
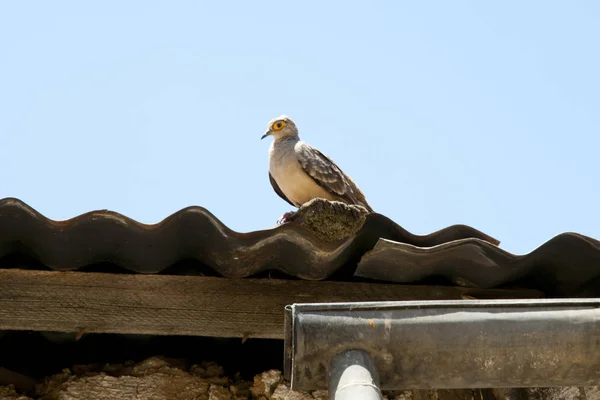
top-left (277, 211), bottom-right (297, 225)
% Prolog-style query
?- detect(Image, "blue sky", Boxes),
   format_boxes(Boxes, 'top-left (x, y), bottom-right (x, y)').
top-left (1, 1), bottom-right (598, 255)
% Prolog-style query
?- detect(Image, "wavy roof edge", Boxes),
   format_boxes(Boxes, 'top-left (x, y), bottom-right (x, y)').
top-left (357, 234), bottom-right (600, 296)
top-left (0, 197), bottom-right (498, 277)
top-left (0, 197), bottom-right (599, 297)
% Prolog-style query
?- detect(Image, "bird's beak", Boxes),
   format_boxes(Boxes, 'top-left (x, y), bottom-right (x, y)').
top-left (261, 130), bottom-right (271, 140)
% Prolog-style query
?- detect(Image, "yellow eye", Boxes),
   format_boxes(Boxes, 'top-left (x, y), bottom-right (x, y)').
top-left (272, 120), bottom-right (286, 131)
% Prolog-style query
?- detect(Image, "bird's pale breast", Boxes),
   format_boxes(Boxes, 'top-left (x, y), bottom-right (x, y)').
top-left (269, 140), bottom-right (337, 207)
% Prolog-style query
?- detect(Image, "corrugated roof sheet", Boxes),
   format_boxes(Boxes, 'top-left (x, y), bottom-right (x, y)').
top-left (357, 235), bottom-right (600, 297)
top-left (1, 197), bottom-right (599, 297)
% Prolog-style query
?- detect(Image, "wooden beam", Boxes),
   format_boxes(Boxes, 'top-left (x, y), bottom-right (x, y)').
top-left (0, 269), bottom-right (543, 339)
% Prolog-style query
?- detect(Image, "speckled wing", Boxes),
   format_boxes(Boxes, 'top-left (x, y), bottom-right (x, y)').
top-left (294, 142), bottom-right (374, 212)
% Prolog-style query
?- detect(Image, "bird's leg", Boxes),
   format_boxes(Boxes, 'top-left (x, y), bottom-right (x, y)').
top-left (277, 210), bottom-right (298, 225)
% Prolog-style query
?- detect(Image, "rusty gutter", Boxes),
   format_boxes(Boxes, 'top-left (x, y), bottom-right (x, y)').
top-left (284, 299), bottom-right (600, 395)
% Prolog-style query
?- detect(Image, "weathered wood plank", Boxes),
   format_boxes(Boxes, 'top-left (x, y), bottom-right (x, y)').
top-left (0, 269), bottom-right (543, 339)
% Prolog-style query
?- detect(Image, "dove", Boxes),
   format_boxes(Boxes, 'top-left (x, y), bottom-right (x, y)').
top-left (261, 115), bottom-right (373, 223)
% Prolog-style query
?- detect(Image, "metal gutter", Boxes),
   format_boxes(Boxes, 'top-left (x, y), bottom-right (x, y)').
top-left (284, 299), bottom-right (600, 394)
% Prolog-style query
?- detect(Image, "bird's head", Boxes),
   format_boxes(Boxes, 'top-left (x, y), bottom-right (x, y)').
top-left (261, 115), bottom-right (298, 140)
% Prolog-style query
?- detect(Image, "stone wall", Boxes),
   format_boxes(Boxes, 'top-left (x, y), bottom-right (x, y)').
top-left (1, 357), bottom-right (598, 400)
